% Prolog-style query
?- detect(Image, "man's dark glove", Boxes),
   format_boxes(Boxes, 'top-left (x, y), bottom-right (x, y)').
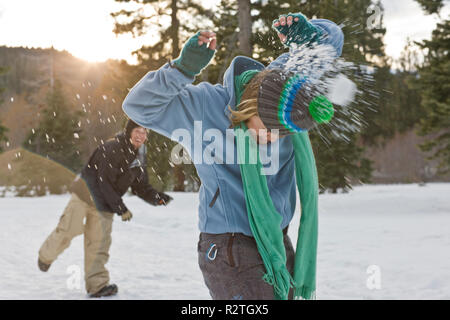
top-left (157, 193), bottom-right (173, 206)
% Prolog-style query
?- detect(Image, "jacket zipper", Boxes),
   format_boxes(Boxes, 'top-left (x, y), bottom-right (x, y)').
top-left (209, 187), bottom-right (220, 208)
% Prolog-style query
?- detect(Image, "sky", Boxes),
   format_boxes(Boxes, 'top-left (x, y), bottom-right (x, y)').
top-left (381, 0), bottom-right (449, 59)
top-left (0, 0), bottom-right (448, 65)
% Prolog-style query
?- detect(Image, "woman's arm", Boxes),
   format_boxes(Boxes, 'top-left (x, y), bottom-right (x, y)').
top-left (122, 31), bottom-right (217, 139)
top-left (122, 64), bottom-right (205, 138)
top-left (268, 15), bottom-right (344, 70)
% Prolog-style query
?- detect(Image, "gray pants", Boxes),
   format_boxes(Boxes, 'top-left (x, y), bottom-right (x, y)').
top-left (198, 229), bottom-right (295, 300)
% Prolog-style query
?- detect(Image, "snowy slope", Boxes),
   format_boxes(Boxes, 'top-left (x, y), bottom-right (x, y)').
top-left (0, 183), bottom-right (449, 300)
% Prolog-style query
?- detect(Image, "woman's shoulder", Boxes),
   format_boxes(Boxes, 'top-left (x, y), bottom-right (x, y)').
top-left (197, 82), bottom-right (229, 104)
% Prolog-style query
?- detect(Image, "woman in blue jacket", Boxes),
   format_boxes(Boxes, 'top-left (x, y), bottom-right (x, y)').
top-left (123, 13), bottom-right (344, 300)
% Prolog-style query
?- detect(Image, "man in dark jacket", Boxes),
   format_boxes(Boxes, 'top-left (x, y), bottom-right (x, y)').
top-left (38, 119), bottom-right (172, 298)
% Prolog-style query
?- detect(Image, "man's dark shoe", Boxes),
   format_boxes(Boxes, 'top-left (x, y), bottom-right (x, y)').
top-left (89, 284), bottom-right (118, 298)
top-left (38, 258), bottom-right (51, 272)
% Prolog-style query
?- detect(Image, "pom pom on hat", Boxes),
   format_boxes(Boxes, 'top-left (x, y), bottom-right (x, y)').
top-left (309, 95), bottom-right (334, 124)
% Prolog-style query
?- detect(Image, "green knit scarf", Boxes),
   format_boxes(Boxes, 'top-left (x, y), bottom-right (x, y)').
top-left (234, 70), bottom-right (319, 300)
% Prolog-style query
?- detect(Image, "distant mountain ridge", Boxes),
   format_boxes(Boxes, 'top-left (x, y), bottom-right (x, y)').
top-left (1, 47), bottom-right (448, 189)
top-left (0, 46), bottom-right (132, 162)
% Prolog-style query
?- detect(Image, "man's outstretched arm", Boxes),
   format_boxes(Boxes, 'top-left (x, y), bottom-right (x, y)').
top-left (131, 168), bottom-right (173, 206)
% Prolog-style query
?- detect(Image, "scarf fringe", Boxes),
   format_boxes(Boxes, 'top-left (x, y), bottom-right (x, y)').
top-left (293, 286), bottom-right (316, 300)
top-left (263, 268), bottom-right (295, 300)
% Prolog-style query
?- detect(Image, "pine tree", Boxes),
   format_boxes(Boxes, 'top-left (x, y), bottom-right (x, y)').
top-left (249, 0), bottom-right (388, 192)
top-left (415, 0), bottom-right (444, 15)
top-left (392, 41), bottom-right (424, 134)
top-left (111, 0), bottom-right (212, 191)
top-left (415, 19), bottom-right (450, 174)
top-left (238, 0), bottom-right (252, 56)
top-left (205, 0), bottom-right (240, 84)
top-left (0, 124), bottom-right (7, 153)
top-left (23, 81), bottom-right (84, 172)
top-left (112, 0), bottom-right (213, 67)
top-left (0, 66), bottom-right (8, 153)
top-left (206, 0), bottom-right (384, 192)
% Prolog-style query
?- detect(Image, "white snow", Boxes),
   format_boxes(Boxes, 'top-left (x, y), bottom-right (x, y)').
top-left (0, 183), bottom-right (449, 300)
top-left (326, 74), bottom-right (357, 107)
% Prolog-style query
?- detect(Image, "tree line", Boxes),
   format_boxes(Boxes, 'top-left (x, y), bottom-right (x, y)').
top-left (0, 0), bottom-right (448, 195)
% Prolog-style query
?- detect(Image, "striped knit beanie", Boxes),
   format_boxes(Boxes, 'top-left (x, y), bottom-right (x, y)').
top-left (257, 68), bottom-right (334, 136)
top-left (125, 119), bottom-right (142, 139)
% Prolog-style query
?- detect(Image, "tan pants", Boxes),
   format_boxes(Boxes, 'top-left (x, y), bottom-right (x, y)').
top-left (39, 193), bottom-right (114, 294)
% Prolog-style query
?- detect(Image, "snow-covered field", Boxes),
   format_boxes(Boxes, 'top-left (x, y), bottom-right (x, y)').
top-left (0, 183), bottom-right (449, 300)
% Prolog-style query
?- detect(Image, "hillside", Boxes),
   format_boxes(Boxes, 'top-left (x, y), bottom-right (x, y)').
top-left (0, 148), bottom-right (76, 196)
top-left (0, 46), bottom-right (448, 189)
top-left (0, 46), bottom-right (134, 163)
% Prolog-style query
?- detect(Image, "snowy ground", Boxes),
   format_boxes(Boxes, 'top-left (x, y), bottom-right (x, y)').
top-left (0, 183), bottom-right (449, 300)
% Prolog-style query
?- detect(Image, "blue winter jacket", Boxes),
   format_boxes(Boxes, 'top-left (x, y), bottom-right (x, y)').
top-left (122, 19), bottom-right (344, 236)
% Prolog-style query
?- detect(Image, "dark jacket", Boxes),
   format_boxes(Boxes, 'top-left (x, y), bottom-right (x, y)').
top-left (70, 132), bottom-right (165, 215)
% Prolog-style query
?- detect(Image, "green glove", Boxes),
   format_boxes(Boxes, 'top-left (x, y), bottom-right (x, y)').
top-left (173, 31), bottom-right (216, 78)
top-left (272, 12), bottom-right (323, 48)
top-left (121, 210), bottom-right (133, 222)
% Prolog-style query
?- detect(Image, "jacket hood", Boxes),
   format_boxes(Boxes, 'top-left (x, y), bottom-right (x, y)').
top-left (223, 56), bottom-right (265, 117)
